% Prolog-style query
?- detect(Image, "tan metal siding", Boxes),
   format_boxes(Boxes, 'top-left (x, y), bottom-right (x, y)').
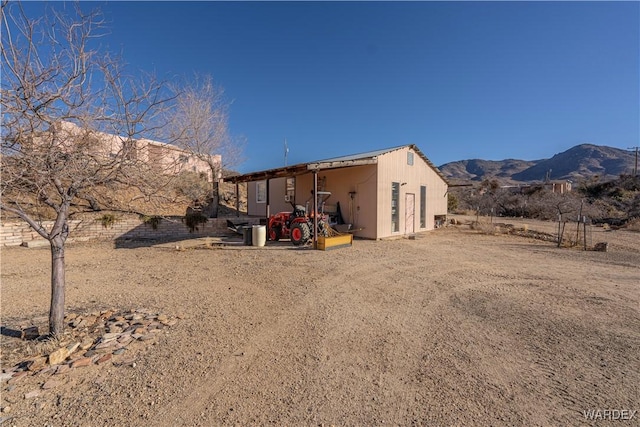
top-left (293, 165), bottom-right (378, 239)
top-left (376, 146), bottom-right (447, 237)
top-left (247, 178), bottom-right (289, 217)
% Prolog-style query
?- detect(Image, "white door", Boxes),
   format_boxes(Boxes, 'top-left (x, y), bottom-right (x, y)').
top-left (405, 193), bottom-right (415, 234)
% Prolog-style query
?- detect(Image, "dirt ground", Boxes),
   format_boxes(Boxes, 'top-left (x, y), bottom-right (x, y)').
top-left (1, 216), bottom-right (639, 426)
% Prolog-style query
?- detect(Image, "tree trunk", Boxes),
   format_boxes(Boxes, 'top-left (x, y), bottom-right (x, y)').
top-left (210, 180), bottom-right (219, 218)
top-left (49, 235), bottom-right (66, 336)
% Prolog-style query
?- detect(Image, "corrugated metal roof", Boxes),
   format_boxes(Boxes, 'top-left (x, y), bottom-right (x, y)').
top-left (312, 145), bottom-right (407, 163)
top-left (227, 144), bottom-right (448, 184)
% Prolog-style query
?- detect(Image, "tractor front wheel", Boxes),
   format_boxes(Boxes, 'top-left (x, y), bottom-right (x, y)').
top-left (269, 226), bottom-right (282, 242)
top-left (290, 223), bottom-right (310, 246)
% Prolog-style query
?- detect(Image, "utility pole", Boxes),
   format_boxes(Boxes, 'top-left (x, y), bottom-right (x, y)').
top-left (629, 146), bottom-right (639, 176)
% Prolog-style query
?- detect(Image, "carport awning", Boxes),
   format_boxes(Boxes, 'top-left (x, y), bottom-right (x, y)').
top-left (226, 158), bottom-right (378, 184)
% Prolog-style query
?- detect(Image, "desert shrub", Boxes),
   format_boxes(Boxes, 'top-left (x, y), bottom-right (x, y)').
top-left (626, 217), bottom-right (640, 232)
top-left (140, 215), bottom-right (162, 230)
top-left (447, 192), bottom-right (459, 212)
top-left (98, 213), bottom-right (118, 228)
top-left (184, 211), bottom-right (207, 232)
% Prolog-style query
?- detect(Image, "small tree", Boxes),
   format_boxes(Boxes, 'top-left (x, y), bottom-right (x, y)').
top-left (165, 75), bottom-right (245, 217)
top-left (1, 2), bottom-right (176, 336)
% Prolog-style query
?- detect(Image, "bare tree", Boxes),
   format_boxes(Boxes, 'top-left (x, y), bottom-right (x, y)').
top-left (165, 75), bottom-right (245, 217)
top-left (1, 2), bottom-right (176, 336)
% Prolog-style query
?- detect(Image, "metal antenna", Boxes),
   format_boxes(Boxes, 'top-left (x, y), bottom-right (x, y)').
top-left (284, 138), bottom-right (289, 166)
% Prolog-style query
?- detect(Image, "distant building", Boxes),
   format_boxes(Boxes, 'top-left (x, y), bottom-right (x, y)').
top-left (50, 121), bottom-right (219, 182)
top-left (502, 180), bottom-right (572, 195)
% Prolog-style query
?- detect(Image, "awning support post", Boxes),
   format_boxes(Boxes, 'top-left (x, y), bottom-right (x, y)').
top-left (235, 182), bottom-right (240, 217)
top-left (313, 170), bottom-right (318, 249)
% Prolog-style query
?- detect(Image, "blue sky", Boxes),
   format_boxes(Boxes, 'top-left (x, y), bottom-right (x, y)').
top-left (19, 1), bottom-right (640, 173)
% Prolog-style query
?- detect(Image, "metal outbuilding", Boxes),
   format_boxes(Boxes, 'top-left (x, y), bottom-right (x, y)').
top-left (227, 144), bottom-right (449, 241)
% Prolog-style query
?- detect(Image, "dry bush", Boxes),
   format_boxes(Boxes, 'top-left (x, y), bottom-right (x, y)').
top-left (626, 217), bottom-right (640, 232)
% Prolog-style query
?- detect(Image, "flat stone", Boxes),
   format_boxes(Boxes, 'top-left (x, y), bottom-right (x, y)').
top-left (26, 356), bottom-right (48, 372)
top-left (35, 366), bottom-right (55, 376)
top-left (81, 316), bottom-right (97, 327)
top-left (68, 353), bottom-right (84, 362)
top-left (24, 390), bottom-right (40, 399)
top-left (138, 334), bottom-right (155, 341)
top-left (95, 340), bottom-right (117, 350)
top-left (156, 314), bottom-right (168, 322)
top-left (161, 319), bottom-right (178, 327)
top-left (48, 347), bottom-right (71, 365)
top-left (65, 313), bottom-right (78, 322)
top-left (116, 335), bottom-right (133, 348)
top-left (66, 342), bottom-right (81, 355)
top-left (96, 354), bottom-right (112, 365)
top-left (80, 337), bottom-right (94, 350)
top-left (133, 327), bottom-right (147, 335)
top-left (21, 326), bottom-right (40, 340)
top-left (54, 365), bottom-right (70, 375)
top-left (70, 357), bottom-right (93, 368)
top-left (0, 372), bottom-right (14, 382)
top-left (113, 348), bottom-right (127, 356)
top-left (8, 372), bottom-right (28, 383)
top-left (71, 317), bottom-right (84, 328)
top-left (101, 333), bottom-right (121, 342)
top-left (107, 326), bottom-right (123, 334)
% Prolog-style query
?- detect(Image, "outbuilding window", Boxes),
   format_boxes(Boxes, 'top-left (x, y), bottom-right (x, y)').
top-left (407, 152), bottom-right (414, 166)
top-left (391, 182), bottom-right (400, 232)
top-left (256, 180), bottom-right (267, 203)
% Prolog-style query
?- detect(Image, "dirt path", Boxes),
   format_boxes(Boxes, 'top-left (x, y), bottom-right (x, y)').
top-left (1, 221), bottom-right (639, 426)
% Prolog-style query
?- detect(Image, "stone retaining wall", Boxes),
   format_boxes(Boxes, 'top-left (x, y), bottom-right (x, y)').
top-left (1, 216), bottom-right (260, 247)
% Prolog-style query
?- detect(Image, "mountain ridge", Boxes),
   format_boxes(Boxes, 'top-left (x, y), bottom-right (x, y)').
top-left (439, 144), bottom-right (637, 184)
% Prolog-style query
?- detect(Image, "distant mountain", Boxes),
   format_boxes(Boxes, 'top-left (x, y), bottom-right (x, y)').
top-left (440, 144), bottom-right (637, 184)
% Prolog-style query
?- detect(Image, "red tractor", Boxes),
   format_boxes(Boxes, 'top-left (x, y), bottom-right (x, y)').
top-left (268, 204), bottom-right (328, 246)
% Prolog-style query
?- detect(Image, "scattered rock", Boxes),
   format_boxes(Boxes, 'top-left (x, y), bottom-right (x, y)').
top-left (8, 372), bottom-right (28, 384)
top-left (0, 372), bottom-right (14, 382)
top-left (70, 357), bottom-right (93, 368)
top-left (79, 337), bottom-right (94, 350)
top-left (24, 390), bottom-right (40, 399)
top-left (83, 350), bottom-right (97, 358)
top-left (66, 342), bottom-right (81, 355)
top-left (96, 354), bottom-right (112, 365)
top-left (593, 242), bottom-right (608, 252)
top-left (48, 347), bottom-right (71, 366)
top-left (26, 356), bottom-right (47, 372)
top-left (6, 309), bottom-right (179, 392)
top-left (54, 365), bottom-right (70, 376)
top-left (95, 340), bottom-right (117, 350)
top-left (21, 326), bottom-right (39, 340)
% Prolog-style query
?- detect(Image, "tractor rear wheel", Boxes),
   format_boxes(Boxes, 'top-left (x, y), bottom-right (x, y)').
top-left (290, 223), bottom-right (310, 246)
